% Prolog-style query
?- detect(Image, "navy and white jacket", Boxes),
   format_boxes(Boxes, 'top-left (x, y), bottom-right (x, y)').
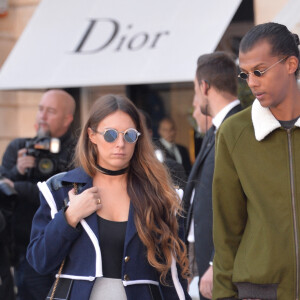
top-left (26, 167), bottom-right (190, 300)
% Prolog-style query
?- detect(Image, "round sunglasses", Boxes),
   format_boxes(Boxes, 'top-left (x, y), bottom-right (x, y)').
top-left (238, 57), bottom-right (288, 80)
top-left (94, 128), bottom-right (141, 143)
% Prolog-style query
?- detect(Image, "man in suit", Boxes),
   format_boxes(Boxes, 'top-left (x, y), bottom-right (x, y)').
top-left (156, 117), bottom-right (192, 176)
top-left (139, 109), bottom-right (187, 189)
top-left (192, 94), bottom-right (213, 157)
top-left (183, 52), bottom-right (242, 300)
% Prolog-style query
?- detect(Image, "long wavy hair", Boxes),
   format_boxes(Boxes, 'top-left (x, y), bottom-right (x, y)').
top-left (75, 94), bottom-right (189, 283)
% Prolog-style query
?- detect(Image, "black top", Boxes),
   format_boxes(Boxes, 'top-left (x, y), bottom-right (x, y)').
top-left (98, 215), bottom-right (127, 279)
top-left (279, 117), bottom-right (299, 129)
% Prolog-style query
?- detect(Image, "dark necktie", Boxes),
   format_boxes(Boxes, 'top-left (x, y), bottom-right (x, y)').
top-left (202, 125), bottom-right (216, 149)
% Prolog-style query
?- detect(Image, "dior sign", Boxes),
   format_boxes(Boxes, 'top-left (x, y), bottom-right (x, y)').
top-left (74, 18), bottom-right (170, 53)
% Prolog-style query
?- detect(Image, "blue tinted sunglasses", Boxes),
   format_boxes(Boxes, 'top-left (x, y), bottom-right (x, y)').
top-left (94, 128), bottom-right (141, 143)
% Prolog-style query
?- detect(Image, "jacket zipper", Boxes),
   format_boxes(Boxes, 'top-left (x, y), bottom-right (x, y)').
top-left (287, 129), bottom-right (299, 300)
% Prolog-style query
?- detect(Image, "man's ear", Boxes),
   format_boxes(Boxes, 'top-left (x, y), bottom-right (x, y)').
top-left (287, 56), bottom-right (299, 75)
top-left (201, 80), bottom-right (210, 96)
top-left (64, 114), bottom-right (74, 128)
top-left (87, 127), bottom-right (97, 144)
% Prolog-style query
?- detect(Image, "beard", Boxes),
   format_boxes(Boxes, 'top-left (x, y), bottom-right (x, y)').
top-left (37, 122), bottom-right (51, 137)
top-left (200, 103), bottom-right (210, 116)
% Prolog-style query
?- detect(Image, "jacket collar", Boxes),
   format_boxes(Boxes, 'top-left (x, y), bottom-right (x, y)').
top-left (61, 166), bottom-right (138, 244)
top-left (252, 99), bottom-right (300, 141)
top-left (124, 203), bottom-right (138, 249)
top-left (61, 167), bottom-right (91, 183)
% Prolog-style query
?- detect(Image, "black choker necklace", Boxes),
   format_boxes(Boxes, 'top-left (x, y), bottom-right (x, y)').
top-left (96, 164), bottom-right (128, 176)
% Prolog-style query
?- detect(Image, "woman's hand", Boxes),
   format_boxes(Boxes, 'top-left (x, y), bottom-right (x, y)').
top-left (65, 186), bottom-right (102, 228)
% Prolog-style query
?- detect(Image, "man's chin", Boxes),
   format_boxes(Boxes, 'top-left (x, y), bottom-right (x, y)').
top-left (37, 125), bottom-right (50, 137)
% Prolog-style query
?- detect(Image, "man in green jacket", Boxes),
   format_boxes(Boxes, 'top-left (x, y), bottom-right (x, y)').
top-left (212, 22), bottom-right (300, 300)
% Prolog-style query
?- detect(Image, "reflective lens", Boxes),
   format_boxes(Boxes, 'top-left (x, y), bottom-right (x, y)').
top-left (238, 70), bottom-right (263, 80)
top-left (238, 72), bottom-right (249, 80)
top-left (98, 128), bottom-right (141, 143)
top-left (253, 70), bottom-right (263, 77)
top-left (124, 129), bottom-right (139, 143)
top-left (103, 129), bottom-right (118, 142)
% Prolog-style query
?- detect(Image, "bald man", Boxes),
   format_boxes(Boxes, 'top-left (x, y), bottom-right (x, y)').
top-left (0, 89), bottom-right (76, 300)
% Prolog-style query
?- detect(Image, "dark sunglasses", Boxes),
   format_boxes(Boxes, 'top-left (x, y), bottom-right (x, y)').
top-left (238, 57), bottom-right (288, 80)
top-left (94, 128), bottom-right (141, 143)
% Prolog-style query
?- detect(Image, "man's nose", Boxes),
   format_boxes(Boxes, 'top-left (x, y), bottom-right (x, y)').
top-left (247, 73), bottom-right (260, 89)
top-left (39, 110), bottom-right (47, 120)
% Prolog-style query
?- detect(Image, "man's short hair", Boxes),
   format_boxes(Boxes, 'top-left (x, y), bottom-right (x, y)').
top-left (196, 51), bottom-right (238, 96)
top-left (239, 22), bottom-right (300, 77)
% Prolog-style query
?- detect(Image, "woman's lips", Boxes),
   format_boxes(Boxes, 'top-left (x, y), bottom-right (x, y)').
top-left (112, 153), bottom-right (125, 156)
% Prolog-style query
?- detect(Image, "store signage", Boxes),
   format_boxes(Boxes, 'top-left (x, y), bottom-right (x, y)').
top-left (0, 0), bottom-right (242, 89)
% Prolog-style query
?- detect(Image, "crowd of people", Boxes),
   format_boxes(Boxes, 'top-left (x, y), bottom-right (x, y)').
top-left (0, 21), bottom-right (299, 300)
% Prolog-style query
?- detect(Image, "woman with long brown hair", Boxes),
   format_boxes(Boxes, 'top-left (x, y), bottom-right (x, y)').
top-left (27, 94), bottom-right (190, 300)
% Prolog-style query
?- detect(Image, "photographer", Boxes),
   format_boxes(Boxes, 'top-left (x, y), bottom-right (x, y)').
top-left (0, 90), bottom-right (76, 300)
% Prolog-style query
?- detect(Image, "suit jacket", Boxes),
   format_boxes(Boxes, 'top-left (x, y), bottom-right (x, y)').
top-left (183, 104), bottom-right (242, 280)
top-left (155, 140), bottom-right (192, 176)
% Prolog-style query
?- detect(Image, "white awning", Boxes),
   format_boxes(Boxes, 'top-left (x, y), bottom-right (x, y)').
top-left (0, 0), bottom-right (241, 90)
top-left (273, 0), bottom-right (300, 35)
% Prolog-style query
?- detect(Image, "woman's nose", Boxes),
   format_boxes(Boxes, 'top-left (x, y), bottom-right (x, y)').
top-left (115, 133), bottom-right (125, 146)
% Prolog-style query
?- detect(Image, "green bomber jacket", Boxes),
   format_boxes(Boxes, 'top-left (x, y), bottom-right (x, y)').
top-left (212, 99), bottom-right (300, 300)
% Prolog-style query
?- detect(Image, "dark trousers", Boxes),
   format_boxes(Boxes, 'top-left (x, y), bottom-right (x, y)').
top-left (0, 244), bottom-right (15, 300)
top-left (15, 254), bottom-right (54, 300)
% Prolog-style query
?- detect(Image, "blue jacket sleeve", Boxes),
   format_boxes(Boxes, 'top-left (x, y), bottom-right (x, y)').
top-left (160, 215), bottom-right (191, 300)
top-left (26, 192), bottom-right (82, 275)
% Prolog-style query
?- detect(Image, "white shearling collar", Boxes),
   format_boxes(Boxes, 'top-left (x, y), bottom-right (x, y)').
top-left (251, 99), bottom-right (300, 141)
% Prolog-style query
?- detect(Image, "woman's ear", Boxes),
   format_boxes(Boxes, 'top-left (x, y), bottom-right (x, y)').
top-left (87, 127), bottom-right (97, 144)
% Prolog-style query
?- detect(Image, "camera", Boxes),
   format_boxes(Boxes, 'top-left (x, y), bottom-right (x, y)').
top-left (0, 175), bottom-right (17, 215)
top-left (25, 135), bottom-right (61, 180)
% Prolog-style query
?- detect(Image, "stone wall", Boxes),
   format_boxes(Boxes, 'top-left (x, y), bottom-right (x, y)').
top-left (254, 0), bottom-right (288, 25)
top-left (0, 0), bottom-right (42, 159)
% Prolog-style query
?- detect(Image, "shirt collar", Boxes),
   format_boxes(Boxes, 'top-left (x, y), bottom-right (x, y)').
top-left (159, 138), bottom-right (173, 149)
top-left (212, 99), bottom-right (240, 130)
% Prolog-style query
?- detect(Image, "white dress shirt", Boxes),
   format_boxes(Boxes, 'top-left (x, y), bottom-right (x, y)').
top-left (159, 138), bottom-right (182, 164)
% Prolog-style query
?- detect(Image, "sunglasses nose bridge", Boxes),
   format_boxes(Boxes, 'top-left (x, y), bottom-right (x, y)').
top-left (114, 131), bottom-right (126, 145)
top-left (247, 72), bottom-right (260, 88)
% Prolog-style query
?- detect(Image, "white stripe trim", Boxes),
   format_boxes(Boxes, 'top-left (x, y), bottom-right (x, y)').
top-left (80, 219), bottom-right (103, 277)
top-left (58, 274), bottom-right (97, 281)
top-left (171, 255), bottom-right (185, 300)
top-left (176, 188), bottom-right (184, 201)
top-left (37, 181), bottom-right (103, 278)
top-left (37, 181), bottom-right (58, 219)
top-left (122, 280), bottom-right (159, 287)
